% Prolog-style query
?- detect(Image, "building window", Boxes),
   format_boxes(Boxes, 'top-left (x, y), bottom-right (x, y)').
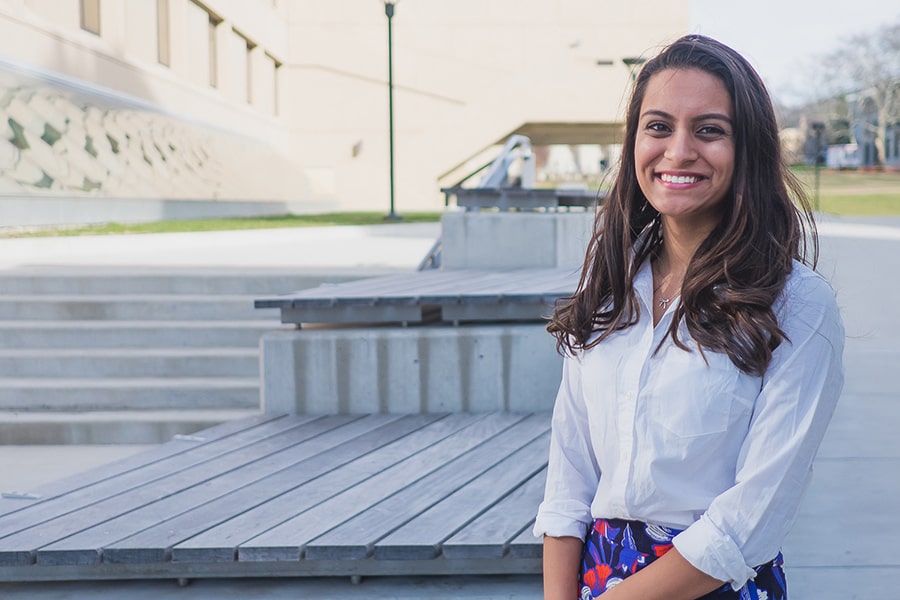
top-left (208, 14), bottom-right (220, 88)
top-left (273, 59), bottom-right (282, 116)
top-left (80, 0), bottom-right (101, 35)
top-left (245, 38), bottom-right (256, 104)
top-left (157, 0), bottom-right (170, 66)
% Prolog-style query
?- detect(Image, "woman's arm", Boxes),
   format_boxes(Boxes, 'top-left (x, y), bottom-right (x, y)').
top-left (671, 271), bottom-right (845, 588)
top-left (597, 547), bottom-right (724, 600)
top-left (543, 535), bottom-right (584, 600)
top-left (536, 354), bottom-right (599, 598)
top-left (534, 355), bottom-right (600, 542)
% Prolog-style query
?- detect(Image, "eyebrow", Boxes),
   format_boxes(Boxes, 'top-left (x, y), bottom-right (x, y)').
top-left (640, 109), bottom-right (733, 125)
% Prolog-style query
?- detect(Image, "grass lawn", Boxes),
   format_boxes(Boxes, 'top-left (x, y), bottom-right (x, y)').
top-left (2, 169), bottom-right (898, 238)
top-left (0, 211), bottom-right (443, 238)
top-left (792, 167), bottom-right (900, 215)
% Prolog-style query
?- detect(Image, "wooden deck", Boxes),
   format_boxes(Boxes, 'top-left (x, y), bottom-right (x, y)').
top-left (255, 267), bottom-right (579, 326)
top-left (0, 412), bottom-right (549, 582)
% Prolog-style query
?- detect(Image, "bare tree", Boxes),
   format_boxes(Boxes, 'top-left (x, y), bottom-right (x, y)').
top-left (818, 21), bottom-right (900, 165)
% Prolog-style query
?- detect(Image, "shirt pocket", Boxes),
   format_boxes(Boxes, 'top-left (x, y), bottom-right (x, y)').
top-left (645, 345), bottom-right (753, 439)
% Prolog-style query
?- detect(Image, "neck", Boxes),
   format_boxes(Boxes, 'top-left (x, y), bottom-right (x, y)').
top-left (657, 217), bottom-right (715, 273)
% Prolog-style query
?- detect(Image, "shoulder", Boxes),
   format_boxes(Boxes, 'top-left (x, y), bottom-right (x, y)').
top-left (779, 260), bottom-right (838, 309)
top-left (776, 260), bottom-right (844, 345)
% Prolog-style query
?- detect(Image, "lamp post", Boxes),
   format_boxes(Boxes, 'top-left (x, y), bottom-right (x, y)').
top-left (810, 121), bottom-right (826, 212)
top-left (383, 1), bottom-right (401, 220)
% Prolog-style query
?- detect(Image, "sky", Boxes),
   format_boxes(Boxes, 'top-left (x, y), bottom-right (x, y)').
top-left (689, 0), bottom-right (900, 106)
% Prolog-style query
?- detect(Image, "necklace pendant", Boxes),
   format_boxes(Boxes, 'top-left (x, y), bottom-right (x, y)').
top-left (658, 297), bottom-right (671, 309)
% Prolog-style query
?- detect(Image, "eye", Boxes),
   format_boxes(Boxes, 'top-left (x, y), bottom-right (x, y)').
top-left (696, 124), bottom-right (728, 138)
top-left (645, 121), bottom-right (671, 134)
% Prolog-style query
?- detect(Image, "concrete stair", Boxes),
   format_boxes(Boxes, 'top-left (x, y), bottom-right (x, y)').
top-left (0, 270), bottom-right (364, 444)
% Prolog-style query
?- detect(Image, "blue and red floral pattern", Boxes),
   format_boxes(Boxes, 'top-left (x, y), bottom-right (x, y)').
top-left (579, 518), bottom-right (787, 599)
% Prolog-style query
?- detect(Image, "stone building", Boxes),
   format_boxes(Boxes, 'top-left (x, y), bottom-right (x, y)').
top-left (0, 0), bottom-right (690, 225)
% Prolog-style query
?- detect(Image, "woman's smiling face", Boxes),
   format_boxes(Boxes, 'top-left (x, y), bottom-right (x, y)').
top-left (634, 68), bottom-right (735, 234)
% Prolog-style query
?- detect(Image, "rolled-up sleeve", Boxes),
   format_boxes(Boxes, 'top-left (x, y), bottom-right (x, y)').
top-left (673, 273), bottom-right (845, 590)
top-left (533, 353), bottom-right (601, 540)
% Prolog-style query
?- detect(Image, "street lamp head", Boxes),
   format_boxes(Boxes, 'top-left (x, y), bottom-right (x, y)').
top-left (622, 56), bottom-right (646, 82)
top-left (383, 1), bottom-right (395, 18)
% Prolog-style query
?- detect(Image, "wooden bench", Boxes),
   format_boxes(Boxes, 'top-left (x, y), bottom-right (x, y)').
top-left (0, 412), bottom-right (549, 582)
top-left (255, 267), bottom-right (579, 326)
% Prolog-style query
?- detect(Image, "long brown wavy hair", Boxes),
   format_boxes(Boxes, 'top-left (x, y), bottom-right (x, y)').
top-left (548, 35), bottom-right (816, 376)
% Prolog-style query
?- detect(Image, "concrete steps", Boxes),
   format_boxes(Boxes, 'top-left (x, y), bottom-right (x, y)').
top-left (0, 294), bottom-right (279, 321)
top-left (0, 348), bottom-right (258, 378)
top-left (0, 320), bottom-right (278, 348)
top-left (0, 377), bottom-right (260, 410)
top-left (0, 269), bottom-right (366, 444)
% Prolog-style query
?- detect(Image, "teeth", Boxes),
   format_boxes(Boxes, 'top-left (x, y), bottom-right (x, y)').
top-left (660, 174), bottom-right (699, 184)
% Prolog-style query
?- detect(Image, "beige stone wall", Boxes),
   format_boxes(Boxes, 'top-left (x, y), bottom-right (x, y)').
top-left (0, 0), bottom-right (287, 149)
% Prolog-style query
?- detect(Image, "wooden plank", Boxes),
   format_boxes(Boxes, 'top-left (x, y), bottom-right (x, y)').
top-left (35, 415), bottom-right (367, 566)
top-left (0, 413), bottom-right (283, 518)
top-left (507, 522), bottom-right (543, 559)
top-left (339, 271), bottom-right (486, 300)
top-left (303, 271), bottom-right (497, 300)
top-left (442, 302), bottom-right (552, 322)
top-left (0, 415), bottom-right (324, 566)
top-left (0, 415), bottom-right (312, 541)
top-left (236, 413), bottom-right (514, 562)
top-left (261, 272), bottom-right (435, 306)
top-left (280, 304), bottom-right (427, 325)
top-left (0, 555), bottom-right (542, 582)
top-left (434, 269), bottom-right (571, 296)
top-left (258, 269), bottom-right (578, 311)
top-left (171, 412), bottom-right (467, 563)
top-left (304, 413), bottom-right (549, 561)
top-left (104, 414), bottom-right (431, 564)
top-left (374, 430), bottom-right (550, 560)
top-left (441, 467), bottom-right (547, 559)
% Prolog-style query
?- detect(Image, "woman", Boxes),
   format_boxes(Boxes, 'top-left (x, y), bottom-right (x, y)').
top-left (533, 35), bottom-right (844, 599)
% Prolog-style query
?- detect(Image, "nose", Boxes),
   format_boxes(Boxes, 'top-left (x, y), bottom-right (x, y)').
top-left (663, 129), bottom-right (698, 163)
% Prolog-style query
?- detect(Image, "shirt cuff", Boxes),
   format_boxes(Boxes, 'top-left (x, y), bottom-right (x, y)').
top-left (672, 515), bottom-right (757, 591)
top-left (532, 510), bottom-right (590, 540)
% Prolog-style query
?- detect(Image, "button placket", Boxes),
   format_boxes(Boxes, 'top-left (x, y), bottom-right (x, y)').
top-left (609, 321), bottom-right (653, 514)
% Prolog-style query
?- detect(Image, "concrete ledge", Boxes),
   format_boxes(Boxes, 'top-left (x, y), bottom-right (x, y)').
top-left (261, 324), bottom-right (562, 414)
top-left (0, 196), bottom-right (336, 228)
top-left (440, 211), bottom-right (594, 270)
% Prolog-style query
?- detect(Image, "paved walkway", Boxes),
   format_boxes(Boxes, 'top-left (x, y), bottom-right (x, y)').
top-left (1, 216), bottom-right (898, 598)
top-left (0, 222), bottom-right (442, 272)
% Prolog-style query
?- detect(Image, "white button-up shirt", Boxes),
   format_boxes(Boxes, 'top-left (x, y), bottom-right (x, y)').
top-left (533, 258), bottom-right (844, 590)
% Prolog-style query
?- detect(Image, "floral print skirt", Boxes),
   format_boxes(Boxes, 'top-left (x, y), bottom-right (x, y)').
top-left (579, 518), bottom-right (787, 599)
